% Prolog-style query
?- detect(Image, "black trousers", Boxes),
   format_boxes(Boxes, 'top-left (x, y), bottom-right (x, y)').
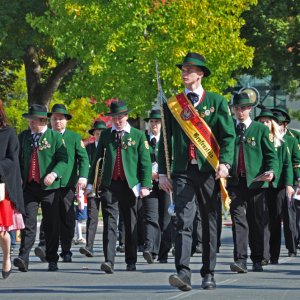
top-left (295, 199), bottom-right (300, 246)
top-left (38, 187), bottom-right (76, 256)
top-left (156, 182), bottom-right (173, 261)
top-left (228, 178), bottom-right (266, 263)
top-left (137, 198), bottom-right (145, 247)
top-left (265, 187), bottom-right (297, 261)
top-left (192, 200), bottom-right (202, 254)
top-left (59, 187), bottom-right (76, 256)
top-left (173, 166), bottom-right (219, 278)
top-left (19, 182), bottom-right (60, 263)
top-left (142, 182), bottom-right (161, 256)
top-left (85, 196), bottom-right (101, 251)
top-left (117, 211), bottom-right (125, 246)
top-left (102, 179), bottom-right (138, 265)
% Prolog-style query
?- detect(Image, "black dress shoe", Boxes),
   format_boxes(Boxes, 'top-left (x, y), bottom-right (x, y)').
top-left (201, 274), bottom-right (216, 290)
top-left (13, 257), bottom-right (28, 272)
top-left (101, 261), bottom-right (114, 274)
top-left (143, 251), bottom-right (154, 264)
top-left (288, 252), bottom-right (297, 257)
top-left (116, 245), bottom-right (125, 253)
top-left (62, 253), bottom-right (72, 262)
top-left (261, 259), bottom-right (269, 266)
top-left (79, 247), bottom-right (94, 257)
top-left (34, 246), bottom-right (47, 262)
top-left (2, 269), bottom-right (12, 279)
top-left (270, 259), bottom-right (279, 264)
top-left (48, 261), bottom-right (58, 271)
top-left (195, 245), bottom-right (202, 254)
top-left (230, 261), bottom-right (248, 273)
top-left (169, 272), bottom-right (192, 292)
top-left (126, 264), bottom-right (136, 271)
top-left (252, 262), bottom-right (263, 272)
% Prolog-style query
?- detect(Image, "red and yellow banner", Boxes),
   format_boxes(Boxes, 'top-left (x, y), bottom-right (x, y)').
top-left (167, 93), bottom-right (230, 209)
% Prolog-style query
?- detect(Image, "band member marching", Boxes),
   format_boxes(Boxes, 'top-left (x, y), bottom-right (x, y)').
top-left (86, 100), bottom-right (152, 273)
top-left (158, 52), bottom-right (235, 291)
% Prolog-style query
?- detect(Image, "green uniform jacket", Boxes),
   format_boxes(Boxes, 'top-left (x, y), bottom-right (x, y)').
top-left (60, 129), bottom-right (89, 187)
top-left (19, 128), bottom-right (68, 190)
top-left (88, 127), bottom-right (152, 189)
top-left (228, 121), bottom-right (278, 189)
top-left (273, 142), bottom-right (293, 188)
top-left (284, 134), bottom-right (300, 184)
top-left (158, 91), bottom-right (236, 174)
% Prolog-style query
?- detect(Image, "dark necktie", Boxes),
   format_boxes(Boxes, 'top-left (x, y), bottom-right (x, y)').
top-left (187, 92), bottom-right (199, 105)
top-left (32, 133), bottom-right (42, 148)
top-left (237, 123), bottom-right (246, 143)
top-left (150, 137), bottom-right (157, 148)
top-left (150, 137), bottom-right (157, 162)
top-left (115, 130), bottom-right (124, 147)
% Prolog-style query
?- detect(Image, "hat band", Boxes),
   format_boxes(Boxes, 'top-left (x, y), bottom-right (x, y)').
top-left (234, 98), bottom-right (253, 105)
top-left (183, 57), bottom-right (206, 67)
top-left (51, 108), bottom-right (68, 115)
top-left (29, 111), bottom-right (48, 117)
top-left (110, 106), bottom-right (128, 114)
top-left (148, 114), bottom-right (161, 119)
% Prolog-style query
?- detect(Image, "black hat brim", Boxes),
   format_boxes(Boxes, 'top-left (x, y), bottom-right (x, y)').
top-left (22, 113), bottom-right (48, 119)
top-left (144, 117), bottom-right (161, 122)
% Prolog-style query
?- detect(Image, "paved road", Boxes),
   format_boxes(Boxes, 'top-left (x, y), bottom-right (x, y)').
top-left (1, 224), bottom-right (300, 300)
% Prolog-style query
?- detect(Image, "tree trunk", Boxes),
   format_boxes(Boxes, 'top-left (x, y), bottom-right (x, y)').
top-left (23, 45), bottom-right (77, 108)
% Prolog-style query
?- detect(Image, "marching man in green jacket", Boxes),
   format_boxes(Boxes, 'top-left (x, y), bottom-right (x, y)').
top-left (14, 104), bottom-right (68, 272)
top-left (35, 104), bottom-right (89, 263)
top-left (228, 93), bottom-right (278, 273)
top-left (158, 52), bottom-right (236, 291)
top-left (86, 100), bottom-right (152, 273)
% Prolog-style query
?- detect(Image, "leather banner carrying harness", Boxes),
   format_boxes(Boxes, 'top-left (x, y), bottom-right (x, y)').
top-left (167, 92), bottom-right (230, 209)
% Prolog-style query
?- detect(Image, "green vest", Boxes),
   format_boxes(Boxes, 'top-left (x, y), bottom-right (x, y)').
top-left (60, 129), bottom-right (89, 187)
top-left (228, 121), bottom-right (278, 189)
top-left (19, 128), bottom-right (68, 190)
top-left (88, 126), bottom-right (152, 189)
top-left (158, 91), bottom-right (236, 174)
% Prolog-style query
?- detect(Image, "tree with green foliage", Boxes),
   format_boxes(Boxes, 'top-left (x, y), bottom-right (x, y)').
top-left (4, 66), bottom-right (98, 136)
top-left (1, 0), bottom-right (256, 116)
top-left (241, 0), bottom-right (300, 99)
top-left (0, 0), bottom-right (76, 107)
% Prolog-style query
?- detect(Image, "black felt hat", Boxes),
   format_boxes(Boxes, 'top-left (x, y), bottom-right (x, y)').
top-left (232, 92), bottom-right (255, 107)
top-left (105, 100), bottom-right (131, 117)
top-left (271, 106), bottom-right (290, 124)
top-left (144, 109), bottom-right (161, 122)
top-left (47, 104), bottom-right (72, 120)
top-left (22, 104), bottom-right (48, 119)
top-left (88, 120), bottom-right (107, 135)
top-left (176, 52), bottom-right (211, 77)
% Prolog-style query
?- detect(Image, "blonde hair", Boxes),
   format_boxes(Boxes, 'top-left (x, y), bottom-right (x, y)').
top-left (270, 119), bottom-right (284, 148)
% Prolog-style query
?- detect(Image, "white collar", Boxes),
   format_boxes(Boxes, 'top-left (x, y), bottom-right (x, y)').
top-left (31, 126), bottom-right (47, 135)
top-left (236, 117), bottom-right (252, 129)
top-left (111, 122), bottom-right (131, 133)
top-left (185, 85), bottom-right (204, 107)
top-left (149, 131), bottom-right (160, 142)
